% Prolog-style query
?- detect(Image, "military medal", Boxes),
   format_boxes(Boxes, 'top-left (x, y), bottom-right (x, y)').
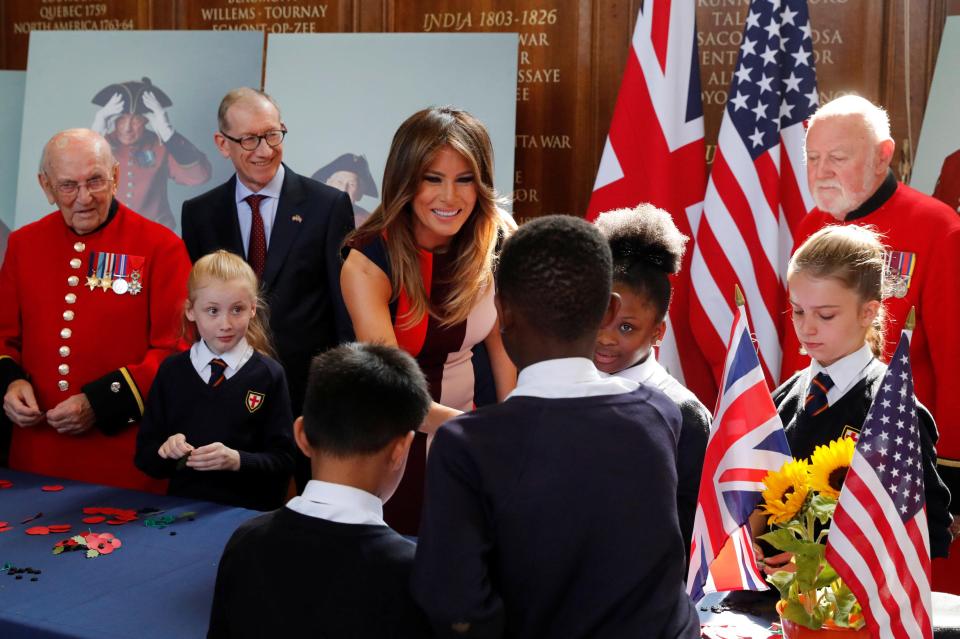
top-left (884, 250), bottom-right (916, 299)
top-left (128, 256), bottom-right (145, 296)
top-left (86, 253), bottom-right (100, 290)
top-left (112, 254), bottom-right (129, 295)
top-left (99, 252), bottom-right (114, 291)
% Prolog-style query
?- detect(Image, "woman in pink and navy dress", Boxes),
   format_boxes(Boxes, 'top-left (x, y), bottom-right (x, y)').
top-left (340, 107), bottom-right (516, 533)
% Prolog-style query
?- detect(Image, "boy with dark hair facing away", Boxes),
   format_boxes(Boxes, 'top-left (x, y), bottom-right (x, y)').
top-left (208, 343), bottom-right (433, 639)
top-left (412, 216), bottom-right (700, 638)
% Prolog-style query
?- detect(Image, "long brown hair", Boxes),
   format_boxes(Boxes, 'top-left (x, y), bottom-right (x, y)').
top-left (184, 250), bottom-right (275, 357)
top-left (787, 225), bottom-right (888, 359)
top-left (346, 106), bottom-right (512, 328)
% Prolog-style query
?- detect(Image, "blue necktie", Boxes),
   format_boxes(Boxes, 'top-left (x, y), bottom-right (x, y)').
top-left (804, 372), bottom-right (834, 417)
top-left (208, 358), bottom-right (228, 388)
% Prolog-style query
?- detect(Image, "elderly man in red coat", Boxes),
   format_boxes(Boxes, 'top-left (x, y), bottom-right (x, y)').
top-left (781, 95), bottom-right (960, 592)
top-left (0, 129), bottom-right (191, 492)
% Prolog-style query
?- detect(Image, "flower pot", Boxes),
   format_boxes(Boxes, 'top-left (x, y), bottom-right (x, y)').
top-left (777, 601), bottom-right (870, 638)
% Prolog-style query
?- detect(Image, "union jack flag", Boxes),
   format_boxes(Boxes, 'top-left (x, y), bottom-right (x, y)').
top-left (687, 302), bottom-right (792, 602)
top-left (689, 0), bottom-right (819, 387)
top-left (586, 0), bottom-right (716, 405)
top-left (827, 329), bottom-right (933, 638)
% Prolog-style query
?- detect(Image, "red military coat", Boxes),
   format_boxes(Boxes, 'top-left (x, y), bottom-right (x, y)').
top-left (933, 149), bottom-right (960, 213)
top-left (0, 202), bottom-right (191, 491)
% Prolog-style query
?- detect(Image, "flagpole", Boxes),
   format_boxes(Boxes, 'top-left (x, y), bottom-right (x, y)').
top-left (734, 284), bottom-right (745, 308)
top-left (906, 306), bottom-right (916, 331)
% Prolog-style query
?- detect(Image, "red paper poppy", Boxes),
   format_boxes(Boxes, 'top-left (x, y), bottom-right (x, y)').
top-left (25, 526), bottom-right (50, 535)
top-left (0, 479), bottom-right (12, 488)
top-left (82, 516), bottom-right (106, 524)
top-left (48, 524), bottom-right (72, 533)
top-left (0, 526), bottom-right (12, 533)
top-left (83, 532), bottom-right (122, 554)
top-left (41, 485), bottom-right (64, 492)
top-left (0, 521), bottom-right (6, 527)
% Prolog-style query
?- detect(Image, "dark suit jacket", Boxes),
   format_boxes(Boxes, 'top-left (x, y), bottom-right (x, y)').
top-left (181, 165), bottom-right (355, 412)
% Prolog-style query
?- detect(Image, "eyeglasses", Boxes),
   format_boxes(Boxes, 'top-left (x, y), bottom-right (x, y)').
top-left (49, 176), bottom-right (112, 197)
top-left (219, 128), bottom-right (287, 151)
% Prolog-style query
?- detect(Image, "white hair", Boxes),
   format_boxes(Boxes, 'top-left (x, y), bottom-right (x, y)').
top-left (808, 94), bottom-right (892, 142)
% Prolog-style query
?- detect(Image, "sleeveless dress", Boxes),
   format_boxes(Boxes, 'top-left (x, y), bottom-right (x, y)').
top-left (346, 235), bottom-right (496, 532)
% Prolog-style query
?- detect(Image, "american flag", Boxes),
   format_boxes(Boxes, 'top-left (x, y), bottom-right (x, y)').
top-left (826, 330), bottom-right (932, 638)
top-left (586, 0), bottom-right (716, 405)
top-left (689, 0), bottom-right (818, 387)
top-left (687, 302), bottom-right (792, 602)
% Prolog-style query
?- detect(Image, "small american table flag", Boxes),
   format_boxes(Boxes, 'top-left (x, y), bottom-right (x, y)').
top-left (826, 328), bottom-right (933, 638)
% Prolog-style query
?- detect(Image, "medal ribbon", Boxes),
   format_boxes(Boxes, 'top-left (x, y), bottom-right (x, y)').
top-left (95, 252), bottom-right (106, 281)
top-left (114, 254), bottom-right (129, 281)
top-left (104, 253), bottom-right (115, 283)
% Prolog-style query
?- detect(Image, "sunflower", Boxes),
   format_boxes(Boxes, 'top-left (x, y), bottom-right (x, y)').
top-left (808, 437), bottom-right (856, 499)
top-left (761, 459), bottom-right (810, 525)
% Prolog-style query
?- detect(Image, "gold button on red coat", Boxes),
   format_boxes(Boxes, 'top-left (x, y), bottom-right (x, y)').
top-left (59, 346), bottom-right (70, 357)
top-left (63, 310), bottom-right (75, 321)
top-left (58, 364), bottom-right (69, 375)
top-left (60, 328), bottom-right (72, 339)
top-left (69, 258), bottom-right (82, 269)
top-left (73, 242), bottom-right (85, 252)
top-left (58, 380), bottom-right (69, 392)
top-left (67, 276), bottom-right (79, 287)
top-left (65, 293), bottom-right (76, 304)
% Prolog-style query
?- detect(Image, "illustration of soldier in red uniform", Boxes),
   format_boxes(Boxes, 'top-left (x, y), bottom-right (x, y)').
top-left (91, 77), bottom-right (212, 230)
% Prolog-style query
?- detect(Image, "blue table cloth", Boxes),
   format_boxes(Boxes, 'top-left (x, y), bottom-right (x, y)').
top-left (0, 470), bottom-right (257, 639)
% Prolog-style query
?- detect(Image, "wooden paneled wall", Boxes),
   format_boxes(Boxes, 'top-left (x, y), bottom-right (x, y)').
top-left (1, 0), bottom-right (954, 222)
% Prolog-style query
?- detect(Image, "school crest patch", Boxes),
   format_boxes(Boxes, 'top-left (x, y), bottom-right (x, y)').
top-left (884, 250), bottom-right (916, 298)
top-left (245, 391), bottom-right (265, 413)
top-left (840, 425), bottom-right (860, 442)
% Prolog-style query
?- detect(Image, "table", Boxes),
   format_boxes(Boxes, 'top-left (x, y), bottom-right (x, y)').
top-left (0, 470), bottom-right (257, 639)
top-left (697, 591), bottom-right (778, 638)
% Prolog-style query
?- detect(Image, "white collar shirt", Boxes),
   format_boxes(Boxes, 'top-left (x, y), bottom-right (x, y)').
top-left (609, 349), bottom-right (661, 385)
top-left (809, 343), bottom-right (875, 406)
top-left (190, 337), bottom-right (254, 383)
top-left (286, 479), bottom-right (386, 526)
top-left (234, 163), bottom-right (285, 255)
top-left (507, 357), bottom-right (638, 400)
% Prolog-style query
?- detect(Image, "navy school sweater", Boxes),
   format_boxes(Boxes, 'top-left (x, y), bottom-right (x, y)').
top-left (412, 386), bottom-right (700, 639)
top-left (134, 350), bottom-right (295, 511)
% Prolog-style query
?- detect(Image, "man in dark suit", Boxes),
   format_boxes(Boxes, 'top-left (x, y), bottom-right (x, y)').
top-left (181, 88), bottom-right (354, 488)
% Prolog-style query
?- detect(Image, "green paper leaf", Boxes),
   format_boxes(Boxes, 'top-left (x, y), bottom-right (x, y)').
top-left (86, 549), bottom-right (99, 558)
top-left (52, 546), bottom-right (64, 555)
top-left (814, 562), bottom-right (839, 588)
top-left (781, 599), bottom-right (822, 630)
top-left (795, 550), bottom-right (820, 593)
top-left (767, 570), bottom-right (795, 600)
top-left (71, 535), bottom-right (85, 544)
top-left (809, 494), bottom-right (837, 523)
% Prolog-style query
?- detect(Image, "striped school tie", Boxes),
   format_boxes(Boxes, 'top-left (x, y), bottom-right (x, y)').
top-left (208, 358), bottom-right (228, 388)
top-left (804, 371), bottom-right (834, 417)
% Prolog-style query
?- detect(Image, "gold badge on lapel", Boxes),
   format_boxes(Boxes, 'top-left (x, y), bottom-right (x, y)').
top-left (245, 390), bottom-right (265, 413)
top-left (291, 214), bottom-right (303, 223)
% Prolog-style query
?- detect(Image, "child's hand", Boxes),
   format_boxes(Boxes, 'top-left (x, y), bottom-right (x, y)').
top-left (760, 551), bottom-right (796, 576)
top-left (158, 433), bottom-right (194, 460)
top-left (186, 442), bottom-right (241, 472)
